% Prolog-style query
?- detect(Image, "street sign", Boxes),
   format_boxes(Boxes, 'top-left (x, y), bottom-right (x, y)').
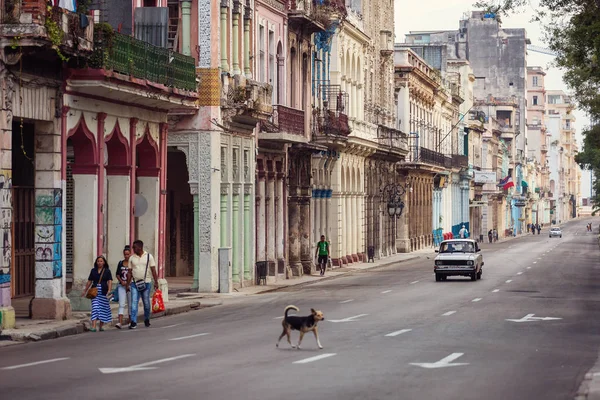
top-left (473, 171), bottom-right (497, 184)
top-left (506, 314), bottom-right (562, 323)
top-left (410, 353), bottom-right (469, 369)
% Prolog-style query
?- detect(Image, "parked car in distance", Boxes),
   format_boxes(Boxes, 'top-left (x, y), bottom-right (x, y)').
top-left (549, 227), bottom-right (562, 238)
top-left (434, 239), bottom-right (484, 282)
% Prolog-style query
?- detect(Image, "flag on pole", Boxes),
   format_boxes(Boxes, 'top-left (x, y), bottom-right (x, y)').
top-left (498, 176), bottom-right (514, 190)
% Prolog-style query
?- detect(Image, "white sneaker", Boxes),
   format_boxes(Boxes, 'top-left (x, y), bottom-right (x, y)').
top-left (115, 323), bottom-right (122, 329)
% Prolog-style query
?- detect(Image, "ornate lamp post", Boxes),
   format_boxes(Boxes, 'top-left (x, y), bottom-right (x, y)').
top-left (381, 182), bottom-right (407, 218)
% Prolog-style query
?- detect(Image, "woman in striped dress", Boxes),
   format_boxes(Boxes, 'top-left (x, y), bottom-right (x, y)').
top-left (81, 256), bottom-right (113, 332)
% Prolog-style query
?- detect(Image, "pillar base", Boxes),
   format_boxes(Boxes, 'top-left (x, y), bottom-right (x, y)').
top-left (67, 291), bottom-right (92, 312)
top-left (31, 298), bottom-right (72, 320)
top-left (396, 239), bottom-right (411, 253)
top-left (302, 261), bottom-right (315, 276)
top-left (289, 262), bottom-right (303, 277)
top-left (351, 254), bottom-right (359, 263)
top-left (158, 278), bottom-right (169, 303)
top-left (358, 253), bottom-right (365, 262)
top-left (0, 306), bottom-right (16, 329)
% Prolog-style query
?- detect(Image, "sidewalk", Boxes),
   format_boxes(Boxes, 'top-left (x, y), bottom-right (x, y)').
top-left (0, 249), bottom-right (430, 345)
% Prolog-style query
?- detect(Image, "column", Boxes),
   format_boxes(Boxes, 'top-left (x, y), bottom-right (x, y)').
top-left (181, 1), bottom-right (192, 56)
top-left (220, 7), bottom-right (229, 72)
top-left (220, 187), bottom-right (228, 246)
top-left (288, 196), bottom-right (302, 276)
top-left (300, 195), bottom-right (312, 274)
top-left (0, 84), bottom-right (12, 327)
top-left (243, 187), bottom-right (252, 280)
top-left (243, 17), bottom-right (251, 78)
top-left (352, 193), bottom-right (358, 261)
top-left (322, 190), bottom-right (329, 244)
top-left (257, 177), bottom-right (266, 262)
top-left (266, 173), bottom-right (275, 262)
top-left (276, 174), bottom-right (284, 265)
top-left (342, 194), bottom-right (348, 263)
top-left (232, 11), bottom-right (241, 75)
top-left (191, 184), bottom-right (200, 290)
top-left (232, 187), bottom-right (240, 283)
top-left (314, 189), bottom-right (321, 239)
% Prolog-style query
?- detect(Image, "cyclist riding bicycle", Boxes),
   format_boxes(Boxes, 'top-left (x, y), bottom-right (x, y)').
top-left (315, 235), bottom-right (330, 276)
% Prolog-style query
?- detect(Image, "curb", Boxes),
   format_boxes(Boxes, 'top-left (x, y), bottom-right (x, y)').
top-left (2, 301), bottom-right (206, 344)
top-left (256, 255), bottom-right (421, 294)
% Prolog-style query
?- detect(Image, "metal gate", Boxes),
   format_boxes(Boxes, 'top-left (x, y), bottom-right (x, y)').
top-left (11, 187), bottom-right (35, 298)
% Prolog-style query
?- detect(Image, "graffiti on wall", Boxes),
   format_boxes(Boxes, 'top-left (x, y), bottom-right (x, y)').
top-left (0, 169), bottom-right (12, 307)
top-left (35, 188), bottom-right (63, 278)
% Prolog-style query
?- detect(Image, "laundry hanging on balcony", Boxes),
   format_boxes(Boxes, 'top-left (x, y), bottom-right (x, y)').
top-left (56, 0), bottom-right (76, 12)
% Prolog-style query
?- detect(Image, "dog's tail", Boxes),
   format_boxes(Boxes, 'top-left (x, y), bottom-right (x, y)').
top-left (284, 305), bottom-right (299, 319)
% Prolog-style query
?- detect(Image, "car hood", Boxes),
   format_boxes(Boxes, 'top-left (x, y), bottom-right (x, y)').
top-left (435, 253), bottom-right (477, 261)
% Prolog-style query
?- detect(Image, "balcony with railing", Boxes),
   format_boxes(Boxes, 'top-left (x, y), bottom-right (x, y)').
top-left (452, 154), bottom-right (468, 168)
top-left (311, 83), bottom-right (351, 147)
top-left (1, 0), bottom-right (94, 54)
top-left (375, 125), bottom-right (408, 161)
top-left (67, 25), bottom-right (197, 110)
top-left (259, 105), bottom-right (307, 143)
top-left (287, 0), bottom-right (347, 33)
top-left (405, 146), bottom-right (450, 168)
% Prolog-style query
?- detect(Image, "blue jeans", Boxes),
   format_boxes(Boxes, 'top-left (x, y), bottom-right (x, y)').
top-left (130, 282), bottom-right (151, 324)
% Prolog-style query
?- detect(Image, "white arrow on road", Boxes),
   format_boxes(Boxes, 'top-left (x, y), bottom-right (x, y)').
top-left (99, 354), bottom-right (196, 374)
top-left (328, 314), bottom-right (368, 323)
top-left (410, 353), bottom-right (469, 369)
top-left (506, 314), bottom-right (563, 323)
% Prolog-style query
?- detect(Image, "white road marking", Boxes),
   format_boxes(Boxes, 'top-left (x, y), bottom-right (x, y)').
top-left (492, 289), bottom-right (500, 293)
top-left (99, 354), bottom-right (195, 374)
top-left (410, 281), bottom-right (420, 285)
top-left (168, 333), bottom-right (211, 341)
top-left (506, 280), bottom-right (513, 283)
top-left (527, 267), bottom-right (531, 269)
top-left (517, 272), bottom-right (523, 275)
top-left (273, 316), bottom-right (284, 319)
top-left (1, 357), bottom-right (70, 370)
top-left (161, 323), bottom-right (186, 329)
top-left (506, 314), bottom-right (563, 323)
top-left (381, 290), bottom-right (392, 294)
top-left (538, 257), bottom-right (542, 260)
top-left (339, 299), bottom-right (354, 304)
top-left (385, 329), bottom-right (412, 337)
top-left (329, 314), bottom-right (368, 323)
top-left (533, 261), bottom-right (537, 264)
top-left (472, 298), bottom-right (482, 302)
top-left (293, 353), bottom-right (337, 364)
top-left (410, 353), bottom-right (469, 369)
top-left (442, 311), bottom-right (456, 316)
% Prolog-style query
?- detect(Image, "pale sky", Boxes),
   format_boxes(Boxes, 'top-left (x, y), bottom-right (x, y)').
top-left (393, 0), bottom-right (593, 197)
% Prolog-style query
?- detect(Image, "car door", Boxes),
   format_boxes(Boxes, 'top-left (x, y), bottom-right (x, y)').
top-left (475, 242), bottom-right (482, 269)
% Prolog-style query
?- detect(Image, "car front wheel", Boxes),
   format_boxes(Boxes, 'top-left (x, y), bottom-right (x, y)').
top-left (435, 274), bottom-right (441, 282)
top-left (477, 270), bottom-right (482, 280)
top-left (471, 272), bottom-right (477, 281)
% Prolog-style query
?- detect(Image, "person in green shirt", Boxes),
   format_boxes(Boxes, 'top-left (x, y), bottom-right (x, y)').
top-left (315, 235), bottom-right (330, 276)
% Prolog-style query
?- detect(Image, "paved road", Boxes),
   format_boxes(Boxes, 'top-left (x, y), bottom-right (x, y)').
top-left (1, 219), bottom-right (599, 400)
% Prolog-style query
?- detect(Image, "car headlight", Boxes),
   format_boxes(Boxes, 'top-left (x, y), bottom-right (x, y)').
top-left (467, 260), bottom-right (474, 266)
top-left (435, 260), bottom-right (441, 266)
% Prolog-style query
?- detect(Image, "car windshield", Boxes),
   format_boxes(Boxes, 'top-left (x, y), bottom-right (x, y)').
top-left (439, 241), bottom-right (475, 253)
top-left (551, 228), bottom-right (560, 231)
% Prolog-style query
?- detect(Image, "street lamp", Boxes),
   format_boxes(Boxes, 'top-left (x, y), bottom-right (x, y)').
top-left (381, 183), bottom-right (408, 218)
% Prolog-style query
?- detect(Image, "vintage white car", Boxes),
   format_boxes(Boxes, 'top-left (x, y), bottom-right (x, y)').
top-left (434, 239), bottom-right (484, 282)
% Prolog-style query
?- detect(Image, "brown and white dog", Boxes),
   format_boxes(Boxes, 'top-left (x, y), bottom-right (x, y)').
top-left (276, 305), bottom-right (324, 349)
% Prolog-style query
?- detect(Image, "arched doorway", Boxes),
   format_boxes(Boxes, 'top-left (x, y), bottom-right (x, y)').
top-left (135, 133), bottom-right (159, 257)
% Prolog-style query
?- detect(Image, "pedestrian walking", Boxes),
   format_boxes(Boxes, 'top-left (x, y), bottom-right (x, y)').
top-left (537, 224), bottom-right (541, 235)
top-left (488, 229), bottom-right (493, 243)
top-left (126, 240), bottom-right (159, 329)
top-left (315, 235), bottom-right (330, 276)
top-left (531, 224), bottom-right (535, 234)
top-left (81, 255), bottom-right (113, 332)
top-left (459, 225), bottom-right (469, 239)
top-left (114, 245), bottom-right (132, 329)
top-left (493, 229), bottom-right (498, 242)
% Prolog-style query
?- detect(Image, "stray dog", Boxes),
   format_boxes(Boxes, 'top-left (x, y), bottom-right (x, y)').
top-left (276, 305), bottom-right (324, 349)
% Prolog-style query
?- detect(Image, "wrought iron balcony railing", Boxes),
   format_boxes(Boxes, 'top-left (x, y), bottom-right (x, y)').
top-left (91, 28), bottom-right (196, 91)
top-left (452, 154), bottom-right (468, 168)
top-left (274, 105), bottom-right (305, 136)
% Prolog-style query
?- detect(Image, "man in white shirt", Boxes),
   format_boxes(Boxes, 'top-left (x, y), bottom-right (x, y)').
top-left (126, 239), bottom-right (159, 329)
top-left (459, 225), bottom-right (469, 239)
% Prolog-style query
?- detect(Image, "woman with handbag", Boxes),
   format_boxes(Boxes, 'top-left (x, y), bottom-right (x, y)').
top-left (81, 255), bottom-right (113, 332)
top-left (114, 245), bottom-right (132, 329)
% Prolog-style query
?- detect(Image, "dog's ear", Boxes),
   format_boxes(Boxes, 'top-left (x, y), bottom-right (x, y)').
top-left (311, 308), bottom-right (316, 314)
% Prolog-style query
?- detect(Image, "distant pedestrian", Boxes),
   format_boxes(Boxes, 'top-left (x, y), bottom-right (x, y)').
top-left (493, 229), bottom-right (498, 242)
top-left (315, 235), bottom-right (330, 276)
top-left (537, 224), bottom-right (541, 235)
top-left (488, 229), bottom-right (493, 243)
top-left (82, 255), bottom-right (113, 332)
top-left (459, 225), bottom-right (469, 239)
top-left (115, 245), bottom-right (132, 329)
top-left (127, 240), bottom-right (159, 329)
top-left (531, 224), bottom-right (535, 234)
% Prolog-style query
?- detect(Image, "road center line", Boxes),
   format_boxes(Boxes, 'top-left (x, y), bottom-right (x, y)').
top-left (339, 299), bottom-right (354, 304)
top-left (410, 281), bottom-right (419, 285)
top-left (273, 316), bottom-right (284, 319)
top-left (527, 267), bottom-right (531, 269)
top-left (533, 261), bottom-right (537, 264)
top-left (1, 357), bottom-right (70, 370)
top-left (293, 353), bottom-right (337, 364)
top-left (385, 329), bottom-right (412, 337)
top-left (472, 298), bottom-right (482, 302)
top-left (442, 311), bottom-right (456, 316)
top-left (506, 280), bottom-right (513, 283)
top-left (517, 272), bottom-right (523, 275)
top-left (381, 290), bottom-right (392, 294)
top-left (168, 333), bottom-right (211, 341)
top-left (492, 289), bottom-right (500, 293)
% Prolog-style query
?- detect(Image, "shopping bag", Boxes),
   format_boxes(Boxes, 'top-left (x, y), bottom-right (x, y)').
top-left (152, 289), bottom-right (165, 314)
